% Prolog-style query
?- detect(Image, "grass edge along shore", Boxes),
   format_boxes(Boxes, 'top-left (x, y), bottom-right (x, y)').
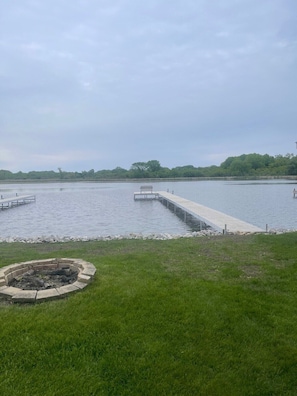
top-left (1, 232), bottom-right (297, 395)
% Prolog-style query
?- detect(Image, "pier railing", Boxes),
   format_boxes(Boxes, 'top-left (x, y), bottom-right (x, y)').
top-left (0, 194), bottom-right (36, 210)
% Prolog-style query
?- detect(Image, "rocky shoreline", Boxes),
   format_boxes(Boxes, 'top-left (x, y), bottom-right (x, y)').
top-left (0, 228), bottom-right (294, 243)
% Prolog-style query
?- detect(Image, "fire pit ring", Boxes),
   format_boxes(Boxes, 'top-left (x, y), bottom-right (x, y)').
top-left (0, 258), bottom-right (96, 303)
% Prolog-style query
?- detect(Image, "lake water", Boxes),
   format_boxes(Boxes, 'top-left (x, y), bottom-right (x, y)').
top-left (0, 179), bottom-right (296, 238)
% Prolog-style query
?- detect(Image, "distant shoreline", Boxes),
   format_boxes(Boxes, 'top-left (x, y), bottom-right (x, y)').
top-left (0, 175), bottom-right (297, 184)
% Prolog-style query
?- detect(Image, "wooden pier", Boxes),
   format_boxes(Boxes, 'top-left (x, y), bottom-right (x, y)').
top-left (158, 191), bottom-right (264, 234)
top-left (0, 194), bottom-right (36, 210)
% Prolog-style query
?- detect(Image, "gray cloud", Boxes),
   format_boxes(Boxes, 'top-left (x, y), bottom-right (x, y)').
top-left (0, 0), bottom-right (296, 171)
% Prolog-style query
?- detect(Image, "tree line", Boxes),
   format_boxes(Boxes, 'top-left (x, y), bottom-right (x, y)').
top-left (1, 153), bottom-right (297, 181)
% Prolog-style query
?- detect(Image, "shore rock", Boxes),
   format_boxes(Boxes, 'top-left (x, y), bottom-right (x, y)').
top-left (0, 228), bottom-right (295, 244)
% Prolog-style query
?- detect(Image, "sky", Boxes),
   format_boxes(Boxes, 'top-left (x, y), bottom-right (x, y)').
top-left (1, 0), bottom-right (296, 172)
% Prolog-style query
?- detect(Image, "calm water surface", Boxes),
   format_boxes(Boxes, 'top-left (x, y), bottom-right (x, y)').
top-left (0, 180), bottom-right (296, 238)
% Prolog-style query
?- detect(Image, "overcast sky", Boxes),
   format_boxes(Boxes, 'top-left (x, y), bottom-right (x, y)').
top-left (1, 0), bottom-right (296, 172)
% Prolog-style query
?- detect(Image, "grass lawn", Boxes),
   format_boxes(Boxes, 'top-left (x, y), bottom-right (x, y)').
top-left (1, 233), bottom-right (297, 395)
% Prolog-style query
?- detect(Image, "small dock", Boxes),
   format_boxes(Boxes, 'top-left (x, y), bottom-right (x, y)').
top-left (158, 191), bottom-right (264, 234)
top-left (134, 185), bottom-right (159, 200)
top-left (0, 194), bottom-right (36, 210)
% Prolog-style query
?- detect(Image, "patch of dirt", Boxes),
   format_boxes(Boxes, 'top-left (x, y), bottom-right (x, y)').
top-left (9, 266), bottom-right (78, 290)
top-left (240, 265), bottom-right (262, 278)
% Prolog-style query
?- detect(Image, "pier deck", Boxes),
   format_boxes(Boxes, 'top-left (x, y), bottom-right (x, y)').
top-left (134, 191), bottom-right (159, 200)
top-left (134, 185), bottom-right (159, 200)
top-left (158, 191), bottom-right (264, 234)
top-left (0, 194), bottom-right (36, 210)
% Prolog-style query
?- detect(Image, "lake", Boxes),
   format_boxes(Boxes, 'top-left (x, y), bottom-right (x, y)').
top-left (0, 179), bottom-right (296, 238)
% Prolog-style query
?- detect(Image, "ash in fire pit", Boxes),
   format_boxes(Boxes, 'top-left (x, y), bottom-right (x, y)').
top-left (0, 258), bottom-right (96, 303)
top-left (9, 266), bottom-right (78, 290)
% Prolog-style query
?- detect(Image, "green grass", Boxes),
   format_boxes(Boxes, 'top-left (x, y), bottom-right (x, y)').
top-left (1, 233), bottom-right (297, 395)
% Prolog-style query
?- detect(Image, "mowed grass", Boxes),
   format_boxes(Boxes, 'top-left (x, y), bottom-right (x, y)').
top-left (1, 233), bottom-right (297, 395)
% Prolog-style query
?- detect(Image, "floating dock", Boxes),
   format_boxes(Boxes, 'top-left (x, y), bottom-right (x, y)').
top-left (158, 191), bottom-right (264, 234)
top-left (0, 194), bottom-right (36, 210)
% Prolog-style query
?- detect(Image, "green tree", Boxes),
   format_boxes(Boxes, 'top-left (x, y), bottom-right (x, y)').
top-left (288, 156), bottom-right (297, 175)
top-left (112, 167), bottom-right (129, 178)
top-left (130, 162), bottom-right (149, 178)
top-left (58, 167), bottom-right (64, 179)
top-left (0, 169), bottom-right (13, 180)
top-left (147, 160), bottom-right (161, 173)
top-left (229, 159), bottom-right (252, 176)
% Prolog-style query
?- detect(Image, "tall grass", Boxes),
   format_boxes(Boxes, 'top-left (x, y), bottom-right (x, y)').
top-left (1, 233), bottom-right (297, 395)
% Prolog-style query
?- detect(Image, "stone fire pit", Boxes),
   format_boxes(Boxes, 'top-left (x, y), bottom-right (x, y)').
top-left (0, 258), bottom-right (96, 303)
